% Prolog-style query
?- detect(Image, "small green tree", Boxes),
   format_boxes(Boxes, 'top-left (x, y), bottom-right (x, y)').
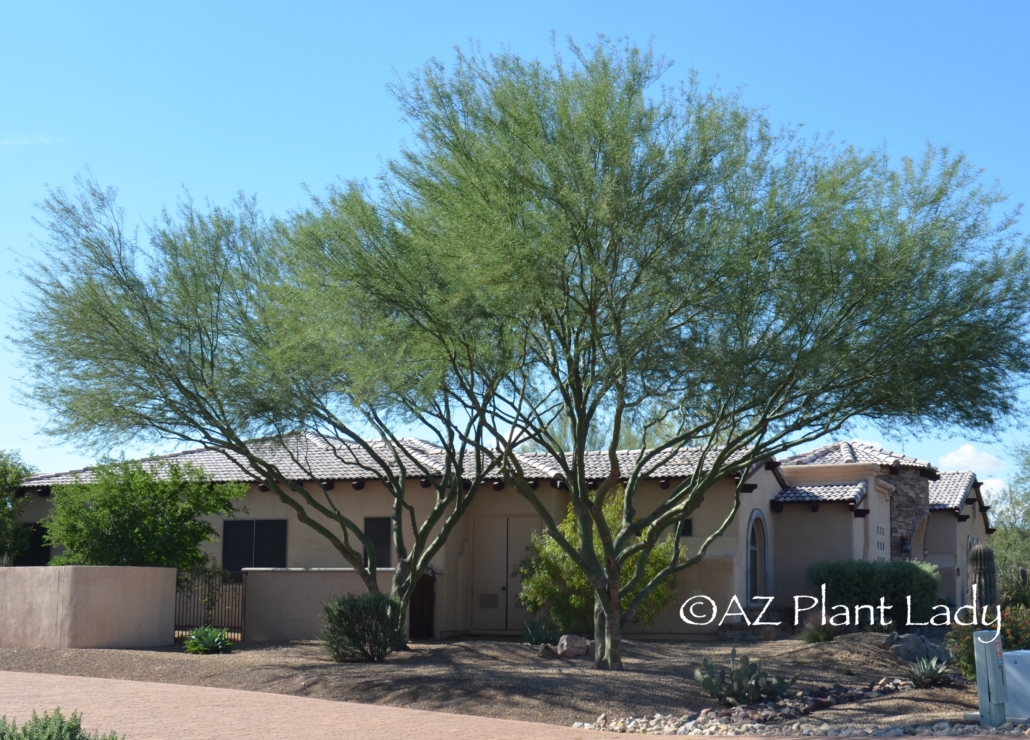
top-left (0, 450), bottom-right (35, 565)
top-left (989, 445), bottom-right (1030, 579)
top-left (43, 458), bottom-right (244, 569)
top-left (515, 489), bottom-right (679, 633)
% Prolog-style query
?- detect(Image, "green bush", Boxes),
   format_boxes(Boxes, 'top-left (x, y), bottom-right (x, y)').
top-left (43, 458), bottom-right (243, 569)
top-left (806, 560), bottom-right (941, 628)
top-left (0, 708), bottom-right (120, 739)
top-left (514, 488), bottom-right (679, 633)
top-left (694, 648), bottom-right (798, 706)
top-left (945, 606), bottom-right (1030, 679)
top-left (521, 618), bottom-right (561, 646)
top-left (801, 621), bottom-right (837, 643)
top-left (1002, 570), bottom-right (1030, 609)
top-left (184, 626), bottom-right (233, 655)
top-left (322, 591), bottom-right (404, 662)
top-left (907, 656), bottom-right (950, 687)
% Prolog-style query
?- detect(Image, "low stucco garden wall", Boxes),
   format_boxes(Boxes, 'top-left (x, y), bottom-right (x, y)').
top-left (243, 567), bottom-right (401, 641)
top-left (0, 566), bottom-right (175, 648)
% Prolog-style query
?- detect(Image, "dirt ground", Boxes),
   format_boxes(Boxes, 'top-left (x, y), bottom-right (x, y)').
top-left (0, 633), bottom-right (978, 728)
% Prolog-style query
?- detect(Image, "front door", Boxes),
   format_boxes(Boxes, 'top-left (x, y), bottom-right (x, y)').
top-left (471, 516), bottom-right (542, 631)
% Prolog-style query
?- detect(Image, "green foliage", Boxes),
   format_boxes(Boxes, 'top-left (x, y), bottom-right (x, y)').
top-left (945, 607), bottom-right (1030, 679)
top-left (801, 622), bottom-right (837, 643)
top-left (0, 450), bottom-right (35, 564)
top-left (43, 458), bottom-right (243, 569)
top-left (0, 709), bottom-right (120, 740)
top-left (514, 489), bottom-right (679, 633)
top-left (184, 626), bottom-right (234, 655)
top-left (694, 648), bottom-right (798, 706)
top-left (988, 447), bottom-right (1030, 580)
top-left (969, 544), bottom-right (998, 606)
top-left (1002, 570), bottom-right (1030, 609)
top-left (807, 560), bottom-right (941, 627)
top-left (906, 656), bottom-right (951, 687)
top-left (521, 618), bottom-right (561, 646)
top-left (322, 592), bottom-right (404, 662)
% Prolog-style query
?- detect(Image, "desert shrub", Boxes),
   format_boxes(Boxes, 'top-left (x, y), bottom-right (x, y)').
top-left (521, 618), bottom-right (561, 646)
top-left (907, 656), bottom-right (950, 687)
top-left (694, 648), bottom-right (798, 706)
top-left (0, 708), bottom-right (120, 739)
top-left (806, 560), bottom-right (941, 629)
top-left (514, 487), bottom-right (679, 633)
top-left (43, 458), bottom-right (243, 569)
top-left (184, 626), bottom-right (233, 655)
top-left (322, 591), bottom-right (404, 662)
top-left (1002, 570), bottom-right (1030, 609)
top-left (860, 619), bottom-right (896, 634)
top-left (801, 621), bottom-right (837, 643)
top-left (945, 606), bottom-right (1030, 679)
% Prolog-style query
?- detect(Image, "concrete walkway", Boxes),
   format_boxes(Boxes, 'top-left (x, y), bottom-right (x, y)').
top-left (0, 671), bottom-right (592, 739)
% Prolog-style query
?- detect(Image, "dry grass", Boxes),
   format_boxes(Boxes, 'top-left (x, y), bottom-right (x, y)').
top-left (0, 633), bottom-right (977, 728)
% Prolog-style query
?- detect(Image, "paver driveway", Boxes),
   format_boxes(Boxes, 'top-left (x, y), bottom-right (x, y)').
top-left (0, 671), bottom-right (592, 739)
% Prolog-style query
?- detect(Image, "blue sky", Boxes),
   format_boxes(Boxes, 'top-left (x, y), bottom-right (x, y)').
top-left (1, 1), bottom-right (1028, 487)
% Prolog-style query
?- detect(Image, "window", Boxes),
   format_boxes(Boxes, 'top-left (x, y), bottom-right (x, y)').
top-left (364, 517), bottom-right (392, 569)
top-left (679, 519), bottom-right (693, 537)
top-left (747, 512), bottom-right (767, 602)
top-left (222, 520), bottom-right (287, 571)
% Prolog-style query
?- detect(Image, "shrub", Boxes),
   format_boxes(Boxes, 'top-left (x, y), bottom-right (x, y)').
top-left (521, 618), bottom-right (561, 646)
top-left (1002, 569), bottom-right (1030, 609)
top-left (322, 591), bottom-right (404, 662)
top-left (801, 621), bottom-right (837, 643)
top-left (806, 560), bottom-right (941, 629)
top-left (694, 648), bottom-right (798, 706)
top-left (945, 606), bottom-right (1030, 679)
top-left (43, 458), bottom-right (243, 569)
top-left (0, 708), bottom-right (120, 739)
top-left (907, 656), bottom-right (950, 687)
top-left (184, 626), bottom-right (233, 655)
top-left (0, 450), bottom-right (34, 565)
top-left (514, 487), bottom-right (679, 633)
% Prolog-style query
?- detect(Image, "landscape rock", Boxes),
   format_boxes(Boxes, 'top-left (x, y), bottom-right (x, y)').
top-left (538, 643), bottom-right (560, 659)
top-left (889, 633), bottom-right (934, 662)
top-left (557, 634), bottom-right (590, 657)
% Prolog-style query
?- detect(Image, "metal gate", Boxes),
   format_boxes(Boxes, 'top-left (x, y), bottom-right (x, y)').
top-left (175, 570), bottom-right (245, 641)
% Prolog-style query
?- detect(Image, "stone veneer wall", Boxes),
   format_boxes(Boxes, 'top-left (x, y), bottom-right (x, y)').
top-left (880, 469), bottom-right (930, 560)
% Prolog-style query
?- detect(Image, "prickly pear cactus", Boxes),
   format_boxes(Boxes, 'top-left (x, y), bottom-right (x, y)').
top-left (969, 543), bottom-right (998, 606)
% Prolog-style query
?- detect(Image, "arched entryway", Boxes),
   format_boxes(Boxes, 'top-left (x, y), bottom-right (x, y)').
top-left (747, 510), bottom-right (769, 604)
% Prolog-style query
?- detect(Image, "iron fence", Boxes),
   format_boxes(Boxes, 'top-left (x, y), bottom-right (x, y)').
top-left (175, 569), bottom-right (244, 641)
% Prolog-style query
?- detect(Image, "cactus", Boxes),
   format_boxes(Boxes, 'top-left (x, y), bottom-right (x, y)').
top-left (969, 543), bottom-right (998, 607)
top-left (693, 648), bottom-right (798, 706)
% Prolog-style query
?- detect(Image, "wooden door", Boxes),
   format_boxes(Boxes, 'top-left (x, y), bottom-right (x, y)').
top-left (472, 517), bottom-right (507, 630)
top-left (507, 516), bottom-right (542, 631)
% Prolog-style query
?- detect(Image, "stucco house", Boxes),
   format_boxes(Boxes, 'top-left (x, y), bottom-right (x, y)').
top-left (15, 436), bottom-right (991, 640)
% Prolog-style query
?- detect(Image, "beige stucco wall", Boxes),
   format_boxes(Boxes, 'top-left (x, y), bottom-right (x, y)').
top-left (243, 568), bottom-right (410, 641)
top-left (0, 566), bottom-right (175, 648)
top-left (926, 500), bottom-right (988, 607)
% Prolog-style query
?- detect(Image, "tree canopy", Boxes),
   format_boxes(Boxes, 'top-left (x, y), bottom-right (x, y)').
top-left (15, 38), bottom-right (1030, 668)
top-left (0, 450), bottom-right (35, 565)
top-left (301, 39), bottom-right (1030, 667)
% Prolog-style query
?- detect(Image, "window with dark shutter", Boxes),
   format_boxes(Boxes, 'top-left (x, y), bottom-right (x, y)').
top-left (221, 520), bottom-right (288, 571)
top-left (680, 518), bottom-right (693, 537)
top-left (364, 517), bottom-right (391, 569)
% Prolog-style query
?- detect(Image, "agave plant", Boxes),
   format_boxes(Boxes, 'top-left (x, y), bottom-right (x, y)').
top-left (521, 618), bottom-right (561, 646)
top-left (184, 626), bottom-right (234, 655)
top-left (907, 656), bottom-right (950, 687)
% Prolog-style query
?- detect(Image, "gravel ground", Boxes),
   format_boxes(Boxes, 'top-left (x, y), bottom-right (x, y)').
top-left (0, 633), bottom-right (976, 729)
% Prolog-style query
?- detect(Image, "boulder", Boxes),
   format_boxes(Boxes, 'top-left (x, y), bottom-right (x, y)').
top-left (538, 643), bottom-right (560, 659)
top-left (888, 633), bottom-right (934, 662)
top-left (557, 634), bottom-right (590, 657)
top-left (880, 631), bottom-right (899, 649)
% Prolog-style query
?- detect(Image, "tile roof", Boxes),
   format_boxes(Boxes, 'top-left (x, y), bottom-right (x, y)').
top-left (515, 447), bottom-right (753, 481)
top-left (779, 440), bottom-right (933, 471)
top-left (22, 436), bottom-right (757, 488)
top-left (773, 481), bottom-right (868, 505)
top-left (929, 471), bottom-right (978, 511)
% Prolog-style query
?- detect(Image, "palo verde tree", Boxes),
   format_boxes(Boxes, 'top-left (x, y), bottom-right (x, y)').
top-left (15, 175), bottom-right (502, 631)
top-left (305, 38), bottom-right (1030, 668)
